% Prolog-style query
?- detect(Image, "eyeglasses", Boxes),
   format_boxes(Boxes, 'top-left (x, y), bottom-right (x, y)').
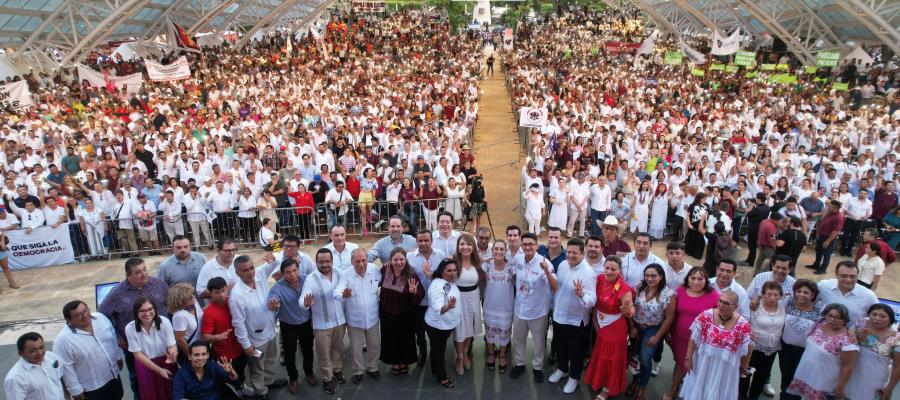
top-left (69, 308), bottom-right (91, 319)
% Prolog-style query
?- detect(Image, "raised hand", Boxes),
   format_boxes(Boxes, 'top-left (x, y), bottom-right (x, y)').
top-left (573, 279), bottom-right (584, 298)
top-left (263, 251), bottom-right (276, 264)
top-left (408, 278), bottom-right (418, 294)
top-left (540, 259), bottom-right (551, 274)
top-left (423, 260), bottom-right (432, 278)
top-left (342, 287), bottom-right (352, 298)
top-left (267, 298), bottom-right (281, 310)
top-left (303, 293), bottom-right (314, 307)
top-left (447, 296), bottom-right (457, 309)
top-left (217, 356), bottom-right (234, 373)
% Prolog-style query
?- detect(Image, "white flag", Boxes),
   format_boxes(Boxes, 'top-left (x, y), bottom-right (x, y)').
top-left (678, 39), bottom-right (707, 64)
top-left (711, 29), bottom-right (741, 56)
top-left (635, 30), bottom-right (658, 57)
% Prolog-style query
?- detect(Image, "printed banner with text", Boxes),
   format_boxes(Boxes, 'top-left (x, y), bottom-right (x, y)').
top-left (145, 56), bottom-right (192, 81)
top-left (0, 81), bottom-right (34, 110)
top-left (519, 107), bottom-right (548, 128)
top-left (7, 225), bottom-right (75, 270)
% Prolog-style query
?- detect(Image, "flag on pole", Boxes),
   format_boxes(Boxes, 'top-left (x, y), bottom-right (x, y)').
top-left (167, 17), bottom-right (201, 53)
top-left (678, 39), bottom-right (707, 64)
top-left (635, 30), bottom-right (658, 57)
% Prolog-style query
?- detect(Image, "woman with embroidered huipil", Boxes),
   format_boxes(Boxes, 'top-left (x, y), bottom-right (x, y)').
top-left (584, 256), bottom-right (634, 400)
top-left (679, 290), bottom-right (752, 400)
top-left (787, 303), bottom-right (859, 400)
top-left (483, 240), bottom-right (514, 371)
top-left (778, 279), bottom-right (824, 397)
top-left (845, 304), bottom-right (900, 400)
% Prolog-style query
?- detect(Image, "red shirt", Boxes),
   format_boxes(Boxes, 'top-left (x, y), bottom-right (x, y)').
top-left (757, 219), bottom-right (778, 248)
top-left (603, 239), bottom-right (631, 258)
top-left (287, 191), bottom-right (314, 214)
top-left (201, 301), bottom-right (243, 358)
top-left (817, 212), bottom-right (845, 239)
top-left (854, 239), bottom-right (896, 265)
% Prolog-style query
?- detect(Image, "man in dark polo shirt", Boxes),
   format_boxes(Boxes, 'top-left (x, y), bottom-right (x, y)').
top-left (600, 215), bottom-right (631, 258)
top-left (805, 200), bottom-right (845, 275)
top-left (743, 193), bottom-right (770, 267)
top-left (200, 277), bottom-right (248, 386)
top-left (537, 227), bottom-right (567, 272)
top-left (776, 217), bottom-right (807, 276)
top-left (754, 213), bottom-right (783, 275)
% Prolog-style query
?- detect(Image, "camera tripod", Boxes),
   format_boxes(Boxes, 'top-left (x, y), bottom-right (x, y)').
top-left (461, 201), bottom-right (495, 236)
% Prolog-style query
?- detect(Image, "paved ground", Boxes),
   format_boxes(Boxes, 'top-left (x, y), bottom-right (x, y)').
top-left (1, 51), bottom-right (899, 400)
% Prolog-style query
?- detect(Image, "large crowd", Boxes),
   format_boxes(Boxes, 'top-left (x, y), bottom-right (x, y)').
top-left (2, 5), bottom-right (900, 400)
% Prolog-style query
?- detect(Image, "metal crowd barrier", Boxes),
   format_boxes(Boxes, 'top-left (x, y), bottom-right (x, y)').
top-left (54, 198), bottom-right (457, 261)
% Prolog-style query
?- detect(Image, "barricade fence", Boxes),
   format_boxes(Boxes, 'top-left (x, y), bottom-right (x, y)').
top-left (14, 199), bottom-right (458, 263)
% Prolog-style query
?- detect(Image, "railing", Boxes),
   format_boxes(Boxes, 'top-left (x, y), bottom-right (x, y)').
top-left (15, 198), bottom-right (462, 263)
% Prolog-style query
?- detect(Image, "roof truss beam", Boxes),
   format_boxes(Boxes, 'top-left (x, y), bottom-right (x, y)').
top-left (833, 0), bottom-right (900, 55)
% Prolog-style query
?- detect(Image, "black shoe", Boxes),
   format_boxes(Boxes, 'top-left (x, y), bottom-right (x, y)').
top-left (352, 374), bottom-right (363, 384)
top-left (266, 378), bottom-right (287, 388)
top-left (323, 380), bottom-right (336, 394)
top-left (533, 369), bottom-right (544, 383)
top-left (814, 269), bottom-right (827, 275)
top-left (418, 345), bottom-right (427, 366)
top-left (334, 371), bottom-right (346, 384)
top-left (804, 264), bottom-right (818, 270)
top-left (367, 370), bottom-right (381, 380)
top-left (509, 365), bottom-right (526, 379)
top-left (548, 353), bottom-right (557, 365)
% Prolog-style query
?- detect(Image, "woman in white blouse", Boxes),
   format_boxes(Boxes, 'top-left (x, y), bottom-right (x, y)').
top-left (740, 281), bottom-right (786, 399)
top-left (126, 297), bottom-right (178, 400)
top-left (856, 242), bottom-right (885, 290)
top-left (166, 283), bottom-right (204, 366)
top-left (425, 258), bottom-right (461, 389)
top-left (236, 186), bottom-right (258, 243)
top-left (777, 279), bottom-right (824, 397)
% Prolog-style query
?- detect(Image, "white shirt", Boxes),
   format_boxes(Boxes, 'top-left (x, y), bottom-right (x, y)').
top-left (620, 252), bottom-right (664, 288)
top-left (747, 272), bottom-right (796, 303)
top-left (709, 277), bottom-right (751, 319)
top-left (41, 206), bottom-right (65, 226)
top-left (325, 188), bottom-right (351, 215)
top-left (816, 279), bottom-right (878, 326)
top-left (432, 230), bottom-right (460, 257)
top-left (408, 248), bottom-right (447, 306)
top-left (196, 257), bottom-right (238, 295)
top-left (132, 200), bottom-right (157, 230)
top-left (842, 197), bottom-right (872, 220)
top-left (229, 260), bottom-right (280, 348)
top-left (553, 259), bottom-right (598, 326)
top-left (663, 261), bottom-right (692, 292)
top-left (513, 253), bottom-right (556, 320)
top-left (172, 303), bottom-right (204, 345)
top-left (589, 184), bottom-right (612, 211)
top-left (110, 200), bottom-right (134, 229)
top-left (301, 269), bottom-right (346, 330)
top-left (425, 278), bottom-right (461, 330)
top-left (206, 190), bottom-right (233, 212)
top-left (183, 194), bottom-right (208, 222)
top-left (336, 264), bottom-right (381, 329)
top-left (15, 207), bottom-right (44, 229)
top-left (158, 199), bottom-right (183, 222)
top-left (4, 352), bottom-right (65, 400)
top-left (53, 313), bottom-right (121, 395)
top-left (323, 241), bottom-right (360, 272)
top-left (125, 316), bottom-right (176, 358)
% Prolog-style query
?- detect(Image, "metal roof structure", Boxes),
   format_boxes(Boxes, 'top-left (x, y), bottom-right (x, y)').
top-left (0, 0), bottom-right (896, 70)
top-left (624, 0), bottom-right (898, 65)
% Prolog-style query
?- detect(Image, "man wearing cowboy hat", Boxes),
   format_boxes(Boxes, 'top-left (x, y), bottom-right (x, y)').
top-left (598, 215), bottom-right (631, 258)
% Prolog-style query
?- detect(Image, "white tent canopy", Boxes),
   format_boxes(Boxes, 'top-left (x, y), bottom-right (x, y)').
top-left (0, 54), bottom-right (25, 80)
top-left (840, 46), bottom-right (875, 67)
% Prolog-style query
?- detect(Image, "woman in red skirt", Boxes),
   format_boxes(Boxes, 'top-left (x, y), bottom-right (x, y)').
top-left (584, 256), bottom-right (634, 400)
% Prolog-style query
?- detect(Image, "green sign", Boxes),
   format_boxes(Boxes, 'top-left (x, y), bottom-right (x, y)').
top-left (760, 63), bottom-right (776, 71)
top-left (832, 82), bottom-right (849, 91)
top-left (776, 64), bottom-right (790, 71)
top-left (711, 82), bottom-right (720, 90)
top-left (691, 68), bottom-right (705, 77)
top-left (710, 63), bottom-right (725, 71)
top-left (816, 51), bottom-right (840, 67)
top-left (734, 51), bottom-right (756, 66)
top-left (769, 74), bottom-right (797, 84)
top-left (664, 51), bottom-right (683, 65)
top-left (745, 71), bottom-right (758, 79)
top-left (804, 66), bottom-right (818, 74)
top-left (725, 64), bottom-right (739, 73)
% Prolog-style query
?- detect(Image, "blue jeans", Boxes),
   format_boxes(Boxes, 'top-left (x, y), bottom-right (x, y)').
top-left (812, 236), bottom-right (836, 273)
top-left (327, 209), bottom-right (346, 231)
top-left (590, 209), bottom-right (607, 236)
top-left (635, 325), bottom-right (661, 388)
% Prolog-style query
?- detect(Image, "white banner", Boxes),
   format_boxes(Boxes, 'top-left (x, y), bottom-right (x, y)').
top-left (503, 28), bottom-right (514, 50)
top-left (145, 56), bottom-right (192, 81)
top-left (711, 29), bottom-right (741, 56)
top-left (0, 81), bottom-right (34, 110)
top-left (635, 30), bottom-right (658, 57)
top-left (7, 225), bottom-right (75, 270)
top-left (519, 107), bottom-right (548, 128)
top-left (76, 65), bottom-right (143, 94)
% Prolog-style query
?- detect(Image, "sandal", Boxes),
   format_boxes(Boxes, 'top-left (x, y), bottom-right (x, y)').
top-left (399, 365), bottom-right (409, 374)
top-left (439, 378), bottom-right (455, 389)
top-left (498, 354), bottom-right (507, 372)
top-left (635, 388), bottom-right (646, 400)
top-left (486, 353), bottom-right (495, 370)
top-left (391, 366), bottom-right (401, 375)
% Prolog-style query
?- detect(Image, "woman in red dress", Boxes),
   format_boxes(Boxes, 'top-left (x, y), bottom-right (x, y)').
top-left (584, 256), bottom-right (634, 400)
